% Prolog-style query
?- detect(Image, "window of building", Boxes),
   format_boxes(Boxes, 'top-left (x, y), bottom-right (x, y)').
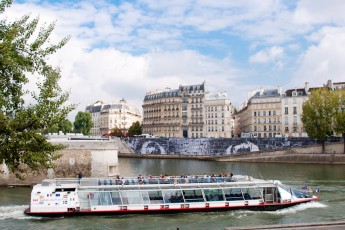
top-left (285, 127), bottom-right (289, 131)
top-left (285, 107), bottom-right (288, 115)
top-left (254, 112), bottom-right (257, 116)
top-left (293, 107), bottom-right (297, 114)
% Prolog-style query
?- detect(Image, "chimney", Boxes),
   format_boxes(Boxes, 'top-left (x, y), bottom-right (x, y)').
top-left (277, 86), bottom-right (282, 95)
top-left (260, 87), bottom-right (264, 95)
top-left (304, 82), bottom-right (309, 93)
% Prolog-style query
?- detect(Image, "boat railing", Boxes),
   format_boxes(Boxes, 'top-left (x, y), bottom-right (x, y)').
top-left (53, 175), bottom-right (236, 187)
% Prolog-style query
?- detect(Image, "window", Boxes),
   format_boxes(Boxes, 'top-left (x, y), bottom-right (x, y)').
top-left (293, 107), bottom-right (297, 114)
top-left (285, 107), bottom-right (288, 115)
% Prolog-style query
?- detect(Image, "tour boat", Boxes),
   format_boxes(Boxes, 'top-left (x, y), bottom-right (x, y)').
top-left (24, 175), bottom-right (320, 217)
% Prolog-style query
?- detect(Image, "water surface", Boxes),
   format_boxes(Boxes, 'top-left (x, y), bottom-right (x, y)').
top-left (1, 158), bottom-right (344, 229)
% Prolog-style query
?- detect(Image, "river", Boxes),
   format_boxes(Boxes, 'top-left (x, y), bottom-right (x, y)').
top-left (1, 158), bottom-right (345, 229)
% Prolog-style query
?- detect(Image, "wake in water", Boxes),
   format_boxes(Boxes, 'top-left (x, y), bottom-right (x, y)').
top-left (0, 205), bottom-right (41, 220)
top-left (233, 201), bottom-right (327, 217)
top-left (272, 201), bottom-right (327, 215)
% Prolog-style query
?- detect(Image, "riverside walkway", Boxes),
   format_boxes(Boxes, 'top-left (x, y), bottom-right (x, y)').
top-left (225, 221), bottom-right (345, 230)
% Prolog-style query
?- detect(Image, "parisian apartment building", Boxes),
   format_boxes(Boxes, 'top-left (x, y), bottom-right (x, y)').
top-left (142, 82), bottom-right (236, 138)
top-left (236, 80), bottom-right (345, 138)
top-left (85, 99), bottom-right (142, 135)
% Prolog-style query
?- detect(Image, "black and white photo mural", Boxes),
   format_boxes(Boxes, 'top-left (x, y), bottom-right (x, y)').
top-left (125, 138), bottom-right (318, 156)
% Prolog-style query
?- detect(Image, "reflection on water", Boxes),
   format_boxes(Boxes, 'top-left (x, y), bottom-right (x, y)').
top-left (1, 158), bottom-right (345, 229)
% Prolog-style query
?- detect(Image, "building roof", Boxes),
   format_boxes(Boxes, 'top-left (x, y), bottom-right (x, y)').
top-left (179, 82), bottom-right (205, 93)
top-left (144, 89), bottom-right (179, 100)
top-left (251, 89), bottom-right (281, 98)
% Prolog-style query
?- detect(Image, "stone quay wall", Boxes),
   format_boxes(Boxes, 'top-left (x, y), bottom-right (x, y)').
top-left (0, 140), bottom-right (118, 186)
top-left (125, 137), bottom-right (322, 155)
top-left (123, 137), bottom-right (345, 164)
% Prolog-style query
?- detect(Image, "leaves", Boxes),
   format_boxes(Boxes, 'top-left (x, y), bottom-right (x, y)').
top-left (0, 2), bottom-right (75, 178)
top-left (301, 87), bottom-right (345, 152)
top-left (73, 111), bottom-right (93, 135)
top-left (127, 121), bottom-right (142, 137)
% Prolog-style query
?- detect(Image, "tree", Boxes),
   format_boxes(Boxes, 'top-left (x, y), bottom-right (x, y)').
top-left (0, 1), bottom-right (75, 178)
top-left (127, 121), bottom-right (142, 137)
top-left (58, 119), bottom-right (73, 134)
top-left (73, 111), bottom-right (92, 135)
top-left (110, 127), bottom-right (124, 137)
top-left (301, 88), bottom-right (339, 153)
top-left (333, 89), bottom-right (345, 153)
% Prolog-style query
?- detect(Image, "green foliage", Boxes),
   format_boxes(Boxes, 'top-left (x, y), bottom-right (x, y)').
top-left (301, 88), bottom-right (341, 152)
top-left (0, 1), bottom-right (75, 178)
top-left (127, 121), bottom-right (142, 137)
top-left (73, 111), bottom-right (92, 135)
top-left (333, 89), bottom-right (345, 153)
top-left (110, 127), bottom-right (124, 137)
top-left (58, 119), bottom-right (73, 134)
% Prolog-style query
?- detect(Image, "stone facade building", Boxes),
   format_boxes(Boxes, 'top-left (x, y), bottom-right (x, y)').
top-left (142, 82), bottom-right (235, 138)
top-left (204, 92), bottom-right (235, 138)
top-left (86, 99), bottom-right (141, 135)
top-left (236, 80), bottom-right (345, 138)
top-left (281, 83), bottom-right (311, 137)
top-left (236, 87), bottom-right (283, 138)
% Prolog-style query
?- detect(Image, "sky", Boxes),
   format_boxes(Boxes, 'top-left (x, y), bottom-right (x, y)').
top-left (3, 0), bottom-right (345, 120)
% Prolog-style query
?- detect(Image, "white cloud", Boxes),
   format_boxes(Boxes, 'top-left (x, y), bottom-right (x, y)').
top-left (249, 46), bottom-right (284, 64)
top-left (5, 0), bottom-right (345, 120)
top-left (291, 27), bottom-right (345, 88)
top-left (294, 0), bottom-right (345, 26)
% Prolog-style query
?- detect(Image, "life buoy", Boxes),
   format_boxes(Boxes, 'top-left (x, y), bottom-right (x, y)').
top-left (87, 193), bottom-right (94, 199)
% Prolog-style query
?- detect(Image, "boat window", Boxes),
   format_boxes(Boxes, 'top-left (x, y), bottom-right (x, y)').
top-left (111, 191), bottom-right (122, 205)
top-left (99, 191), bottom-right (113, 205)
top-left (291, 188), bottom-right (313, 198)
top-left (162, 190), bottom-right (184, 203)
top-left (120, 187), bottom-right (140, 190)
top-left (203, 189), bottom-right (224, 201)
top-left (141, 191), bottom-right (151, 204)
top-left (148, 191), bottom-right (164, 204)
top-left (160, 186), bottom-right (178, 190)
top-left (55, 188), bottom-right (76, 192)
top-left (223, 188), bottom-right (244, 201)
top-left (120, 191), bottom-right (144, 205)
top-left (182, 189), bottom-right (204, 203)
top-left (242, 188), bottom-right (262, 200)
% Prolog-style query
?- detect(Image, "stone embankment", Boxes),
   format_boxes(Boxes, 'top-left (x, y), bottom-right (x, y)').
top-left (0, 139), bottom-right (119, 186)
top-left (120, 142), bottom-right (345, 164)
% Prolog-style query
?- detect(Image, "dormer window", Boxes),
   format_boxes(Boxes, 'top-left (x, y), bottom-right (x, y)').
top-left (292, 91), bottom-right (298, 97)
